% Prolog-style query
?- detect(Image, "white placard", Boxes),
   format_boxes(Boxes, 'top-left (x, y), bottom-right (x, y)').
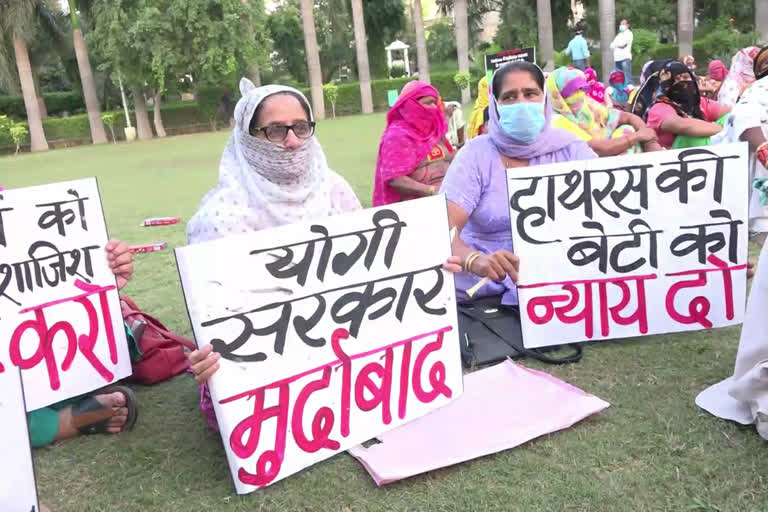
top-left (507, 143), bottom-right (749, 349)
top-left (0, 368), bottom-right (40, 512)
top-left (0, 178), bottom-right (131, 410)
top-left (176, 195), bottom-right (463, 494)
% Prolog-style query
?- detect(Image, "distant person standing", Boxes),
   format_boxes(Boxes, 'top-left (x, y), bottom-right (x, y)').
top-left (610, 19), bottom-right (634, 84)
top-left (565, 30), bottom-right (591, 70)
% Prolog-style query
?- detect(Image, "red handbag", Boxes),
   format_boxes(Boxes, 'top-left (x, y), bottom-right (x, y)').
top-left (120, 295), bottom-right (196, 385)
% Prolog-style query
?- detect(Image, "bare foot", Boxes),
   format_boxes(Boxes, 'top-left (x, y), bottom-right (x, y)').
top-left (94, 391), bottom-right (129, 434)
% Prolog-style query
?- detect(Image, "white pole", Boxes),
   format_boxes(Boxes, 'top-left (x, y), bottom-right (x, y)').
top-left (117, 71), bottom-right (132, 128)
top-left (405, 48), bottom-right (411, 75)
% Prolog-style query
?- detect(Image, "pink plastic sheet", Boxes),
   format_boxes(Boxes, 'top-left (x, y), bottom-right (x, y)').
top-left (349, 360), bottom-right (609, 485)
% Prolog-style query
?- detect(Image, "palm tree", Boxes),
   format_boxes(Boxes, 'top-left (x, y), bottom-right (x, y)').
top-left (454, 0), bottom-right (471, 104)
top-left (678, 0), bottom-right (694, 57)
top-left (0, 0), bottom-right (49, 152)
top-left (757, 0), bottom-right (768, 45)
top-left (67, 0), bottom-right (107, 144)
top-left (412, 0), bottom-right (430, 84)
top-left (300, 0), bottom-right (326, 120)
top-left (351, 0), bottom-right (373, 114)
top-left (598, 0), bottom-right (615, 83)
top-left (536, 0), bottom-right (555, 71)
top-left (132, 87), bottom-right (153, 140)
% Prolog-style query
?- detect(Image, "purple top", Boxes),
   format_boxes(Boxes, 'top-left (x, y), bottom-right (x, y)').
top-left (440, 134), bottom-right (597, 305)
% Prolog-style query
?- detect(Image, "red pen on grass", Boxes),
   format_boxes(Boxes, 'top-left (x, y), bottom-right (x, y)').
top-left (130, 242), bottom-right (167, 254)
top-left (140, 216), bottom-right (180, 227)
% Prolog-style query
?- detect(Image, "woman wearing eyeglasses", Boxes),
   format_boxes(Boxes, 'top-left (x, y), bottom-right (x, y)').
top-left (372, 80), bottom-right (454, 206)
top-left (187, 80), bottom-right (361, 245)
top-left (185, 80), bottom-right (363, 425)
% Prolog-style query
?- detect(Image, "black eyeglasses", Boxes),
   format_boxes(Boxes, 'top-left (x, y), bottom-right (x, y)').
top-left (252, 122), bottom-right (316, 142)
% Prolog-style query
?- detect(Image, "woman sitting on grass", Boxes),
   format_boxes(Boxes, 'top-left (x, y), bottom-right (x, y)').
top-left (185, 78), bottom-right (461, 424)
top-left (440, 61), bottom-right (597, 304)
top-left (641, 61), bottom-right (731, 149)
top-left (546, 66), bottom-right (660, 156)
top-left (372, 80), bottom-right (454, 206)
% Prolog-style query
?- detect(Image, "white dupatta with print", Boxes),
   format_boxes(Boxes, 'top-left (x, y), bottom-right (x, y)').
top-left (187, 78), bottom-right (332, 244)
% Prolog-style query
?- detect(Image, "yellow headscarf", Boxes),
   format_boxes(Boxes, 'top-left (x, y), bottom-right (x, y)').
top-left (467, 76), bottom-right (489, 139)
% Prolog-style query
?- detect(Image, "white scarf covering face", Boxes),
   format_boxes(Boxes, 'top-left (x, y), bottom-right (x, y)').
top-left (187, 78), bottom-right (331, 244)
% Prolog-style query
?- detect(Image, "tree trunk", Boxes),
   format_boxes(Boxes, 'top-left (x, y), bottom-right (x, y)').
top-left (13, 38), bottom-right (48, 152)
top-left (240, 0), bottom-right (263, 86)
top-left (536, 0), bottom-right (555, 71)
top-left (454, 0), bottom-right (471, 104)
top-left (71, 29), bottom-right (107, 144)
top-left (351, 0), bottom-right (373, 114)
top-left (153, 92), bottom-right (167, 138)
top-left (249, 66), bottom-right (262, 87)
top-left (412, 0), bottom-right (430, 84)
top-left (133, 87), bottom-right (153, 140)
top-left (598, 0), bottom-right (616, 83)
top-left (33, 72), bottom-right (48, 119)
top-left (677, 0), bottom-right (694, 58)
top-left (300, 0), bottom-right (326, 120)
top-left (757, 0), bottom-right (768, 45)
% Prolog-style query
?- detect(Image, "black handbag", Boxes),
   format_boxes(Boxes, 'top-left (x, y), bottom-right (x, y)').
top-left (457, 297), bottom-right (583, 368)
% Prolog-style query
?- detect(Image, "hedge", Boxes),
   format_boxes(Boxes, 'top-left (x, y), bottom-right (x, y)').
top-left (306, 71), bottom-right (483, 118)
top-left (2, 102), bottom-right (204, 149)
top-left (0, 91), bottom-right (85, 119)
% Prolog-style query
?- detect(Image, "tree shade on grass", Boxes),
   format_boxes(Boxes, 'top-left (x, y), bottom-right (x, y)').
top-left (2, 111), bottom-right (767, 511)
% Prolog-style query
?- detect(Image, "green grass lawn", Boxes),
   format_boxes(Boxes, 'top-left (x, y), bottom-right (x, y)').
top-left (3, 113), bottom-right (767, 512)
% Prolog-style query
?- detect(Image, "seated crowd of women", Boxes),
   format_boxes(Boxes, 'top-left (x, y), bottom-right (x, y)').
top-left (28, 45), bottom-right (768, 453)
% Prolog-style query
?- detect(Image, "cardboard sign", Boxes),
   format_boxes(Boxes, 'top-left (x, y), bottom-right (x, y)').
top-left (506, 143), bottom-right (749, 349)
top-left (176, 195), bottom-right (463, 494)
top-left (485, 47), bottom-right (536, 82)
top-left (0, 368), bottom-right (40, 512)
top-left (0, 178), bottom-right (131, 411)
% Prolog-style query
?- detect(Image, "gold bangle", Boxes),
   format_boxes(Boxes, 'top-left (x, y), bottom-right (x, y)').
top-left (462, 251), bottom-right (477, 272)
top-left (464, 251), bottom-right (481, 273)
top-left (468, 252), bottom-right (483, 274)
top-left (428, 185), bottom-right (436, 196)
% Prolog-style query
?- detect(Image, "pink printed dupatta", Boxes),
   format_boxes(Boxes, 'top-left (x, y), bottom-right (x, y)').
top-left (372, 80), bottom-right (448, 206)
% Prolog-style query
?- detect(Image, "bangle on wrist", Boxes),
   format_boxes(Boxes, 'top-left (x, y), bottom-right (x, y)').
top-left (463, 251), bottom-right (482, 274)
top-left (427, 185), bottom-right (436, 196)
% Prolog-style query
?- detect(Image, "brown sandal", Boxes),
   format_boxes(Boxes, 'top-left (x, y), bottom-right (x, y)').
top-left (73, 386), bottom-right (139, 435)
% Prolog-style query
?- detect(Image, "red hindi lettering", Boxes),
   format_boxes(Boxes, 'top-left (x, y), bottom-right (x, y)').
top-left (331, 328), bottom-right (353, 437)
top-left (290, 366), bottom-right (340, 453)
top-left (411, 329), bottom-right (452, 402)
top-left (665, 254), bottom-right (742, 328)
top-left (225, 384), bottom-right (290, 488)
top-left (596, 275), bottom-right (655, 337)
top-left (354, 348), bottom-right (394, 425)
top-left (527, 283), bottom-right (594, 338)
top-left (9, 280), bottom-right (116, 390)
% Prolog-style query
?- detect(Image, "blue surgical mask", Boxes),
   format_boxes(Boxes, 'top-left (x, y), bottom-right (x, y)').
top-left (497, 102), bottom-right (546, 142)
top-left (619, 24), bottom-right (627, 32)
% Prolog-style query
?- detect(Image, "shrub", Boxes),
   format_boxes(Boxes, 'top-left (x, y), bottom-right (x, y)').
top-left (389, 65), bottom-right (407, 78)
top-left (632, 29), bottom-right (660, 64)
top-left (0, 91), bottom-right (87, 119)
top-left (453, 72), bottom-right (471, 91)
top-left (693, 20), bottom-right (758, 64)
top-left (196, 86), bottom-right (223, 130)
top-left (0, 115), bottom-right (13, 147)
top-left (10, 123), bottom-right (28, 155)
top-left (427, 20), bottom-right (457, 63)
top-left (323, 83), bottom-right (339, 118)
top-left (101, 111), bottom-right (118, 143)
